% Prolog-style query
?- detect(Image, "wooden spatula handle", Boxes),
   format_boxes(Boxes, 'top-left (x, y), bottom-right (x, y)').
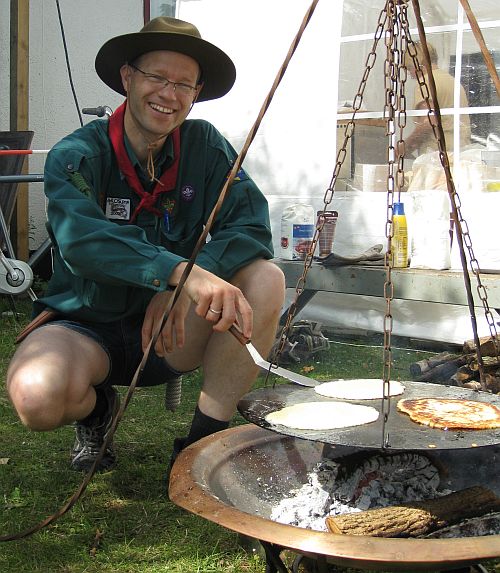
top-left (229, 323), bottom-right (250, 345)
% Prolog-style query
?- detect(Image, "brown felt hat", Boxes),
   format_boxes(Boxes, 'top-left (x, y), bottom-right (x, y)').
top-left (95, 17), bottom-right (236, 102)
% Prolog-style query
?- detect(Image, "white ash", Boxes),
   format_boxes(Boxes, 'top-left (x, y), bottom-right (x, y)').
top-left (271, 453), bottom-right (448, 532)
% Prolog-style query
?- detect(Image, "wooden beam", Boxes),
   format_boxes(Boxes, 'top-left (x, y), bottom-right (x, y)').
top-left (10, 0), bottom-right (30, 261)
top-left (459, 0), bottom-right (500, 101)
top-left (275, 260), bottom-right (500, 308)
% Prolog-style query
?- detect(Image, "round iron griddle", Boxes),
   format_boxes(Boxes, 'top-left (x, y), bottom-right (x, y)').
top-left (169, 425), bottom-right (500, 571)
top-left (237, 380), bottom-right (500, 450)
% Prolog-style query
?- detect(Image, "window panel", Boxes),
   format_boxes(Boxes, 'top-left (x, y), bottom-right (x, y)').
top-left (339, 0), bottom-right (500, 200)
top-left (460, 28), bottom-right (500, 109)
top-left (149, 0), bottom-right (176, 18)
top-left (341, 0), bottom-right (385, 37)
top-left (338, 40), bottom-right (387, 113)
top-left (405, 0), bottom-right (459, 29)
top-left (461, 1), bottom-right (500, 24)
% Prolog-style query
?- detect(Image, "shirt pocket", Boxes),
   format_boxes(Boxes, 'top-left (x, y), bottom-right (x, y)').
top-left (161, 216), bottom-right (203, 256)
top-left (80, 279), bottom-right (128, 315)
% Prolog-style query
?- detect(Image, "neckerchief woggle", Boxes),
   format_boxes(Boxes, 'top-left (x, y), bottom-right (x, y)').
top-left (108, 100), bottom-right (180, 223)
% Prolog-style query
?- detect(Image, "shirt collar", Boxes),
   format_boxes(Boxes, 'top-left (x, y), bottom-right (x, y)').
top-left (123, 133), bottom-right (174, 185)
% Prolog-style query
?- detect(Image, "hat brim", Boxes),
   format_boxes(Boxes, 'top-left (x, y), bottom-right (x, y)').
top-left (95, 31), bottom-right (236, 102)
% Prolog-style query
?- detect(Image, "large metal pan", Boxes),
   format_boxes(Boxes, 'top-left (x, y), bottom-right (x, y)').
top-left (237, 380), bottom-right (500, 450)
top-left (169, 425), bottom-right (500, 571)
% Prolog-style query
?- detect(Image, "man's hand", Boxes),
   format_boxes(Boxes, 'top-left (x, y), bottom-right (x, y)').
top-left (142, 289), bottom-right (192, 355)
top-left (170, 262), bottom-right (253, 339)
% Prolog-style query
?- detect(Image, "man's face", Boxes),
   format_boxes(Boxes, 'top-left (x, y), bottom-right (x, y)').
top-left (120, 50), bottom-right (201, 141)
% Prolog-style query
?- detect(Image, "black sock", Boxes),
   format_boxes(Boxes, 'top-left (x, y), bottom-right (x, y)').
top-left (78, 386), bottom-right (108, 425)
top-left (184, 405), bottom-right (229, 447)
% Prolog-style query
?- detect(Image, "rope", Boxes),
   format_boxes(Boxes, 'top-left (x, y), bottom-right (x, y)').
top-left (0, 0), bottom-right (321, 542)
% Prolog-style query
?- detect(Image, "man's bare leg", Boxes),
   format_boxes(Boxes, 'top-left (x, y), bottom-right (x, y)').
top-left (6, 326), bottom-right (110, 430)
top-left (198, 259), bottom-right (285, 420)
top-left (166, 260), bottom-right (285, 456)
top-left (6, 326), bottom-right (119, 472)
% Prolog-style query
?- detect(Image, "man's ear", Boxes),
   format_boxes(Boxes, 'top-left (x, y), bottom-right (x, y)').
top-left (192, 82), bottom-right (204, 104)
top-left (188, 84), bottom-right (203, 113)
top-left (120, 64), bottom-right (131, 94)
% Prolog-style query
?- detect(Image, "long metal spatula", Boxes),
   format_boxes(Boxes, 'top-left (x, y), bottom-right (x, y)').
top-left (229, 324), bottom-right (319, 388)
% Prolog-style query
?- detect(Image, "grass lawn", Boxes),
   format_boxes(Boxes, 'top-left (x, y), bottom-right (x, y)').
top-left (1, 294), bottom-right (499, 573)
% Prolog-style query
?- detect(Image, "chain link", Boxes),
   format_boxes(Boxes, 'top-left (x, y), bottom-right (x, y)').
top-left (406, 3), bottom-right (500, 380)
top-left (381, 1), bottom-right (411, 448)
top-left (276, 0), bottom-right (499, 406)
top-left (273, 6), bottom-right (388, 363)
top-left (381, 0), bottom-right (399, 448)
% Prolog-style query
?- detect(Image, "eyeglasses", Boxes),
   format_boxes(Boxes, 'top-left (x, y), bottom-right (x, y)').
top-left (128, 63), bottom-right (199, 97)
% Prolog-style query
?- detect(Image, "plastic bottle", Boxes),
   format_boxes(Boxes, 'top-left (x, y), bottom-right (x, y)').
top-left (392, 202), bottom-right (408, 268)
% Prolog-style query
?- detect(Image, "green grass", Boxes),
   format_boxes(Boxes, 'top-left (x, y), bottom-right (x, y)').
top-left (0, 295), bottom-right (498, 573)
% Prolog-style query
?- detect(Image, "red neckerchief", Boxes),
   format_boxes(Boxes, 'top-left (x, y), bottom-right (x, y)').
top-left (108, 100), bottom-right (180, 223)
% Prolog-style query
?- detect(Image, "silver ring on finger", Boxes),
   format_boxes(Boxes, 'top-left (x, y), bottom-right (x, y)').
top-left (208, 307), bottom-right (222, 315)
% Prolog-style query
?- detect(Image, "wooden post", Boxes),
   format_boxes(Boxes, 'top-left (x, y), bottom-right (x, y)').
top-left (10, 0), bottom-right (30, 261)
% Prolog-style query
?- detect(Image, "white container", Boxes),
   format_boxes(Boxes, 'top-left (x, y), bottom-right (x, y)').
top-left (280, 204), bottom-right (315, 260)
top-left (409, 190), bottom-right (451, 270)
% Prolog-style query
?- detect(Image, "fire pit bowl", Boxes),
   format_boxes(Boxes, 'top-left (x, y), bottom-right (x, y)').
top-left (169, 424), bottom-right (500, 571)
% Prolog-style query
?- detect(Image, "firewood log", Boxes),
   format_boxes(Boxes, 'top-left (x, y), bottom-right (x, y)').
top-left (484, 373), bottom-right (500, 393)
top-left (469, 355), bottom-right (500, 371)
top-left (458, 374), bottom-right (500, 393)
top-left (463, 335), bottom-right (500, 357)
top-left (461, 381), bottom-right (482, 391)
top-left (448, 365), bottom-right (475, 386)
top-left (325, 486), bottom-right (500, 538)
top-left (409, 352), bottom-right (460, 376)
top-left (415, 357), bottom-right (467, 383)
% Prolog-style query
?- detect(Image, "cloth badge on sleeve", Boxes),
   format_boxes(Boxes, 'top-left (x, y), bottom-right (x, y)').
top-left (106, 197), bottom-right (131, 220)
top-left (234, 167), bottom-right (248, 181)
top-left (227, 165), bottom-right (248, 181)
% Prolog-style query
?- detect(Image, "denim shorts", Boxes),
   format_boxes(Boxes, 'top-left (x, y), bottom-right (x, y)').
top-left (40, 314), bottom-right (183, 387)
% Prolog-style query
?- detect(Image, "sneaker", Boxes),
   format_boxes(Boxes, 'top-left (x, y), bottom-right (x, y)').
top-left (71, 386), bottom-right (120, 472)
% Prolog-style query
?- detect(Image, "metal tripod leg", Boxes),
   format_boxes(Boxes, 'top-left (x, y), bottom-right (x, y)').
top-left (260, 541), bottom-right (290, 573)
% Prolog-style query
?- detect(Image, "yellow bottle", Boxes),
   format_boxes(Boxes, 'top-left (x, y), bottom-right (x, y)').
top-left (392, 202), bottom-right (408, 268)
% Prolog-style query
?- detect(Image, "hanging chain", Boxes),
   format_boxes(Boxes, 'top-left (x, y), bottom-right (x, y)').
top-left (381, 0), bottom-right (398, 449)
top-left (273, 6), bottom-right (388, 364)
top-left (463, 210), bottom-right (500, 355)
top-left (381, 0), bottom-right (410, 449)
top-left (409, 0), bottom-right (500, 384)
top-left (276, 0), bottom-right (499, 405)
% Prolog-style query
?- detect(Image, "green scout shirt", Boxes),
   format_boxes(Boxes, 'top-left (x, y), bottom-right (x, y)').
top-left (36, 118), bottom-right (274, 322)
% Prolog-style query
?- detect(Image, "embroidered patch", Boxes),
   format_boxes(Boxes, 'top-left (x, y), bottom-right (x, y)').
top-left (181, 185), bottom-right (196, 202)
top-left (227, 163), bottom-right (248, 182)
top-left (69, 172), bottom-right (92, 198)
top-left (106, 197), bottom-right (131, 220)
top-left (161, 197), bottom-right (176, 214)
top-left (234, 167), bottom-right (248, 181)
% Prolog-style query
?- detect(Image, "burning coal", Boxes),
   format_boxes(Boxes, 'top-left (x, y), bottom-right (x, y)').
top-left (271, 451), bottom-right (500, 537)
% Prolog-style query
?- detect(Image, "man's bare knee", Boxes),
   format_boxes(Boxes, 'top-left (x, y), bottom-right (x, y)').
top-left (7, 325), bottom-right (111, 430)
top-left (7, 367), bottom-right (66, 430)
top-left (234, 260), bottom-right (285, 301)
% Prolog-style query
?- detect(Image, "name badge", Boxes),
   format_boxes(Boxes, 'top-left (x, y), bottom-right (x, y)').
top-left (106, 197), bottom-right (131, 221)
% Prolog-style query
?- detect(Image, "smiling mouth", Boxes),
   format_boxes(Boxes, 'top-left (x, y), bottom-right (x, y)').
top-left (149, 102), bottom-right (174, 114)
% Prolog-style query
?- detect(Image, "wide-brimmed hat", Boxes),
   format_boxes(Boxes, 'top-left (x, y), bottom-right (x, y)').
top-left (95, 17), bottom-right (236, 102)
